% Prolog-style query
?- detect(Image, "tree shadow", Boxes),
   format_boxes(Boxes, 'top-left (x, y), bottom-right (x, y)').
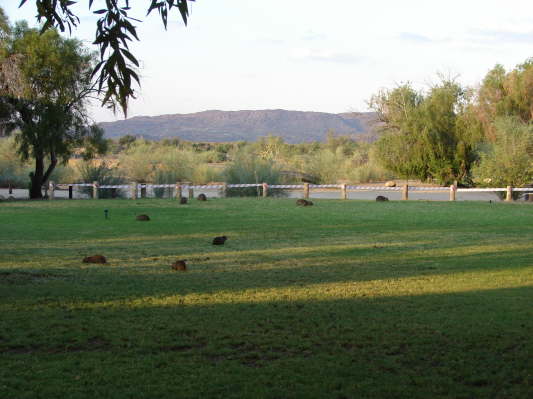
top-left (1, 286), bottom-right (531, 398)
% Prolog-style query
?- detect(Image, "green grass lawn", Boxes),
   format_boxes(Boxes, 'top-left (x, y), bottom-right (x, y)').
top-left (0, 198), bottom-right (532, 398)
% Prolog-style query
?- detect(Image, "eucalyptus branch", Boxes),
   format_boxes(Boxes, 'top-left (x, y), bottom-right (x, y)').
top-left (20, 1), bottom-right (194, 116)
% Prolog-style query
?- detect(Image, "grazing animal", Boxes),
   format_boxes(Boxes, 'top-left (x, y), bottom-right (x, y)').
top-left (375, 196), bottom-right (389, 202)
top-left (136, 214), bottom-right (150, 221)
top-left (180, 197), bottom-right (188, 204)
top-left (197, 193), bottom-right (207, 201)
top-left (171, 260), bottom-right (187, 271)
top-left (83, 255), bottom-right (107, 264)
top-left (296, 199), bottom-right (313, 206)
top-left (212, 236), bottom-right (227, 245)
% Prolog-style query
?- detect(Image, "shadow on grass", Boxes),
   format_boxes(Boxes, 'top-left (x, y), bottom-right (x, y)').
top-left (3, 238), bottom-right (530, 303)
top-left (0, 286), bottom-right (531, 399)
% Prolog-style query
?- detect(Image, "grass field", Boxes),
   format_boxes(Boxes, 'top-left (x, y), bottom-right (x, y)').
top-left (0, 198), bottom-right (532, 398)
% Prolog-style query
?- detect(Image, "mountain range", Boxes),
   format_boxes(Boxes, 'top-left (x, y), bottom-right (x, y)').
top-left (98, 109), bottom-right (378, 143)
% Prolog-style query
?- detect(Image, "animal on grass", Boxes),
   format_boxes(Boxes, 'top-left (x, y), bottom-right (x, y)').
top-left (376, 196), bottom-right (389, 202)
top-left (136, 214), bottom-right (150, 221)
top-left (296, 199), bottom-right (313, 206)
top-left (180, 197), bottom-right (188, 204)
top-left (83, 255), bottom-right (107, 264)
top-left (197, 193), bottom-right (207, 201)
top-left (212, 236), bottom-right (227, 245)
top-left (171, 260), bottom-right (187, 271)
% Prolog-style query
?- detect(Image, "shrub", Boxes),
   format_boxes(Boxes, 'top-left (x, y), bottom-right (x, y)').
top-left (472, 117), bottom-right (533, 198)
top-left (0, 137), bottom-right (31, 188)
top-left (223, 149), bottom-right (286, 197)
top-left (77, 161), bottom-right (126, 198)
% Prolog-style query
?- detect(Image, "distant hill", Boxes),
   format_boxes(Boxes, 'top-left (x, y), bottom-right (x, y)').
top-left (98, 109), bottom-right (378, 143)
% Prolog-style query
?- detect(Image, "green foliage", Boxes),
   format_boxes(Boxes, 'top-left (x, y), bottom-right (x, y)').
top-left (223, 148), bottom-right (285, 196)
top-left (95, 134), bottom-right (395, 187)
top-left (472, 117), bottom-right (533, 189)
top-left (77, 161), bottom-right (126, 199)
top-left (304, 148), bottom-right (343, 183)
top-left (20, 0), bottom-right (192, 115)
top-left (0, 7), bottom-right (9, 42)
top-left (117, 134), bottom-right (137, 151)
top-left (0, 136), bottom-right (30, 187)
top-left (476, 60), bottom-right (533, 140)
top-left (371, 80), bottom-right (478, 185)
top-left (116, 139), bottom-right (221, 194)
top-left (0, 21), bottom-right (106, 198)
top-left (117, 140), bottom-right (159, 183)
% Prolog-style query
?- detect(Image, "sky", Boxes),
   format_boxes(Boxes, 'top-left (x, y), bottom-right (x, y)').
top-left (3, 0), bottom-right (533, 123)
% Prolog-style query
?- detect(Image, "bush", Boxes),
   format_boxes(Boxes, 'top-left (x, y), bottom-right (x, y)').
top-left (0, 137), bottom-right (31, 188)
top-left (77, 161), bottom-right (126, 198)
top-left (297, 146), bottom-right (395, 184)
top-left (223, 149), bottom-right (286, 197)
top-left (472, 117), bottom-right (533, 199)
top-left (116, 141), bottom-right (221, 197)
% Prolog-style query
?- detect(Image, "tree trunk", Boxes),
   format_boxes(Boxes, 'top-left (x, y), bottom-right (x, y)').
top-left (29, 156), bottom-right (44, 199)
top-left (29, 152), bottom-right (57, 199)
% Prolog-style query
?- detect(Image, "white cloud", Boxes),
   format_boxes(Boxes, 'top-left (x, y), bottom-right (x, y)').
top-left (470, 29), bottom-right (533, 44)
top-left (291, 48), bottom-right (363, 64)
top-left (301, 30), bottom-right (328, 41)
top-left (397, 32), bottom-right (434, 43)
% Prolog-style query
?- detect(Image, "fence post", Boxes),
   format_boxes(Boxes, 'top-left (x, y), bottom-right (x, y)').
top-left (175, 183), bottom-right (182, 200)
top-left (449, 184), bottom-right (456, 201)
top-left (221, 182), bottom-right (227, 198)
top-left (8, 183), bottom-right (12, 194)
top-left (68, 184), bottom-right (73, 199)
top-left (402, 184), bottom-right (409, 200)
top-left (92, 181), bottom-right (99, 199)
top-left (303, 183), bottom-right (309, 199)
top-left (340, 183), bottom-right (347, 200)
top-left (49, 181), bottom-right (55, 200)
top-left (140, 184), bottom-right (147, 199)
top-left (506, 186), bottom-right (513, 202)
top-left (262, 183), bottom-right (268, 198)
top-left (130, 182), bottom-right (137, 200)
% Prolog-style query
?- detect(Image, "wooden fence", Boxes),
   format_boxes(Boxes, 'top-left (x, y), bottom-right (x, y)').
top-left (44, 181), bottom-right (533, 202)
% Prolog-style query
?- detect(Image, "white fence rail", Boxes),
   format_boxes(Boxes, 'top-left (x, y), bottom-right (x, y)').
top-left (30, 181), bottom-right (533, 202)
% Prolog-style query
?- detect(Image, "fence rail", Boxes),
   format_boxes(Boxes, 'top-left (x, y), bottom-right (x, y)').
top-left (36, 181), bottom-right (533, 202)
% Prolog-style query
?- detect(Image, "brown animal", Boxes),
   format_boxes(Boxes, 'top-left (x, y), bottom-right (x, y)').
top-left (171, 260), bottom-right (187, 271)
top-left (136, 214), bottom-right (150, 221)
top-left (296, 199), bottom-right (313, 206)
top-left (375, 196), bottom-right (389, 202)
top-left (197, 193), bottom-right (207, 201)
top-left (180, 197), bottom-right (188, 204)
top-left (83, 255), bottom-right (107, 264)
top-left (212, 236), bottom-right (227, 245)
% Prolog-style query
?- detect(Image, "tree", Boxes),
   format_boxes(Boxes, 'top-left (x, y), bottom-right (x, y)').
top-left (0, 7), bottom-right (10, 41)
top-left (20, 0), bottom-right (194, 115)
top-left (475, 60), bottom-right (533, 141)
top-left (0, 19), bottom-right (106, 199)
top-left (370, 80), bottom-right (481, 185)
top-left (472, 117), bottom-right (533, 187)
top-left (370, 83), bottom-right (431, 181)
top-left (118, 134), bottom-right (137, 150)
